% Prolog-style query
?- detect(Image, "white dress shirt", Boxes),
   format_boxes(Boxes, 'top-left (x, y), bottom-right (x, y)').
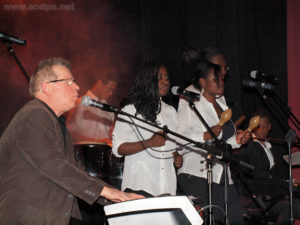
top-left (177, 91), bottom-right (240, 184)
top-left (112, 101), bottom-right (178, 196)
top-left (178, 84), bottom-right (227, 112)
top-left (66, 90), bottom-right (114, 143)
top-left (256, 140), bottom-right (275, 169)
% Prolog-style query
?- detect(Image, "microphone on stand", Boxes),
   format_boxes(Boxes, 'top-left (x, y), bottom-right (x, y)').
top-left (242, 79), bottom-right (275, 91)
top-left (171, 86), bottom-right (200, 100)
top-left (250, 70), bottom-right (278, 83)
top-left (81, 96), bottom-right (119, 113)
top-left (0, 32), bottom-right (26, 45)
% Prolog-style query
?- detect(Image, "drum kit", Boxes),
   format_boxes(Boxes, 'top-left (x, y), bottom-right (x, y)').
top-left (73, 139), bottom-right (123, 189)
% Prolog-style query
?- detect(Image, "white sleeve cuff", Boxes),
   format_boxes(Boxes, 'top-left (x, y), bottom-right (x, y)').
top-left (227, 135), bottom-right (241, 148)
top-left (112, 137), bottom-right (124, 158)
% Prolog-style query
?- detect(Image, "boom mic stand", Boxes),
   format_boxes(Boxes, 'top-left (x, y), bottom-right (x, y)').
top-left (256, 87), bottom-right (300, 225)
top-left (82, 96), bottom-right (230, 160)
top-left (2, 41), bottom-right (30, 82)
top-left (272, 91), bottom-right (300, 132)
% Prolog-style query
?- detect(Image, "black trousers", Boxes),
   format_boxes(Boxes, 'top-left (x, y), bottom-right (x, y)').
top-left (77, 199), bottom-right (106, 225)
top-left (69, 217), bottom-right (92, 225)
top-left (178, 173), bottom-right (244, 225)
top-left (242, 195), bottom-right (300, 225)
top-left (124, 188), bottom-right (154, 197)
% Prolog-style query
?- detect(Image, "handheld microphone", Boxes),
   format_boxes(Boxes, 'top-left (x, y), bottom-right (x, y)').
top-left (250, 70), bottom-right (277, 83)
top-left (242, 79), bottom-right (275, 91)
top-left (0, 32), bottom-right (26, 45)
top-left (171, 86), bottom-right (200, 100)
top-left (81, 96), bottom-right (118, 113)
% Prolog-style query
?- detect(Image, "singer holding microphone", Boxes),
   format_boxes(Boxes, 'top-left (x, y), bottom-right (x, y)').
top-left (0, 57), bottom-right (143, 225)
top-left (176, 59), bottom-right (250, 225)
top-left (112, 62), bottom-right (182, 197)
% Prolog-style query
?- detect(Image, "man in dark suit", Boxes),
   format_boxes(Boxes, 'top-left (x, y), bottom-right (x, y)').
top-left (0, 57), bottom-right (143, 225)
top-left (235, 109), bottom-right (300, 225)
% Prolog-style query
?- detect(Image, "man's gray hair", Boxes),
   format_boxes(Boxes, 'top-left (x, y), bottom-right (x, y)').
top-left (29, 57), bottom-right (71, 97)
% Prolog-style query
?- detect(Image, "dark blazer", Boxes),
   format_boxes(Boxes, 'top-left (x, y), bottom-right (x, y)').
top-left (235, 141), bottom-right (285, 196)
top-left (0, 99), bottom-right (110, 225)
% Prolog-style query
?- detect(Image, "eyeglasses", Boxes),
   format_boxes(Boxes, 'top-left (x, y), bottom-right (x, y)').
top-left (223, 66), bottom-right (230, 72)
top-left (47, 78), bottom-right (75, 86)
top-left (158, 73), bottom-right (169, 80)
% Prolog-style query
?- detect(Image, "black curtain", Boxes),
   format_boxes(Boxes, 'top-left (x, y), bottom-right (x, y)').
top-left (112, 0), bottom-right (287, 139)
top-left (0, 0), bottom-right (287, 140)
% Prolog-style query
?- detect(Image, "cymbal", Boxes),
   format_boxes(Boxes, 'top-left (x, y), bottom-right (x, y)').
top-left (73, 138), bottom-right (112, 147)
top-left (283, 151), bottom-right (300, 166)
top-left (98, 138), bottom-right (113, 147)
top-left (73, 141), bottom-right (108, 146)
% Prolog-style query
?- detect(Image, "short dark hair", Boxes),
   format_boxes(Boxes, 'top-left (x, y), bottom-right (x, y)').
top-left (192, 60), bottom-right (221, 90)
top-left (182, 45), bottom-right (201, 67)
top-left (199, 47), bottom-right (223, 61)
top-left (182, 46), bottom-right (224, 83)
top-left (253, 108), bottom-right (271, 122)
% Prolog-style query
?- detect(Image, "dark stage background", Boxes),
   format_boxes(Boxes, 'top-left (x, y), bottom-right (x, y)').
top-left (0, 0), bottom-right (287, 140)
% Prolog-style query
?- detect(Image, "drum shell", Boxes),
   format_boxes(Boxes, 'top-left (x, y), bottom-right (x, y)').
top-left (74, 143), bottom-right (123, 188)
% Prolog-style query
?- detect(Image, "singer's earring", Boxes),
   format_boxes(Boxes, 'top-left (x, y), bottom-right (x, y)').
top-left (200, 88), bottom-right (204, 95)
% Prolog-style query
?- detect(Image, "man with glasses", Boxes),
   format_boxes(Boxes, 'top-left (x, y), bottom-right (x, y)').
top-left (0, 57), bottom-right (143, 225)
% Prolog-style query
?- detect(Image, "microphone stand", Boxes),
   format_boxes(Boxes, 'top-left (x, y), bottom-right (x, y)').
top-left (4, 42), bottom-right (30, 82)
top-left (286, 129), bottom-right (297, 225)
top-left (223, 160), bottom-right (229, 225)
top-left (107, 105), bottom-right (216, 154)
top-left (93, 101), bottom-right (254, 170)
top-left (188, 99), bottom-right (231, 225)
top-left (256, 87), bottom-right (300, 225)
top-left (273, 92), bottom-right (300, 131)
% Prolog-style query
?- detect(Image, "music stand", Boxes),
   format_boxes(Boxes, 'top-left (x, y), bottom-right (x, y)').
top-left (283, 151), bottom-right (300, 166)
top-left (104, 196), bottom-right (203, 225)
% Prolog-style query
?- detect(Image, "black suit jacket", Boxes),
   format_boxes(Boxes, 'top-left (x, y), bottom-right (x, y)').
top-left (235, 141), bottom-right (288, 196)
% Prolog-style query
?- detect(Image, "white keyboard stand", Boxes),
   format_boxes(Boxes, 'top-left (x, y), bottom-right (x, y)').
top-left (104, 196), bottom-right (203, 225)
